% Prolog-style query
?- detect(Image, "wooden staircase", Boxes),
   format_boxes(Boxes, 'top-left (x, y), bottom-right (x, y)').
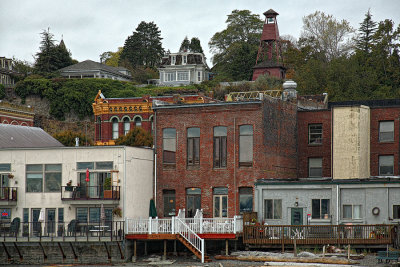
top-left (176, 234), bottom-right (212, 262)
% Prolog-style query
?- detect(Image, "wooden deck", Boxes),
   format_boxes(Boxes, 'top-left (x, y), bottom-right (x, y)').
top-left (243, 224), bottom-right (395, 246)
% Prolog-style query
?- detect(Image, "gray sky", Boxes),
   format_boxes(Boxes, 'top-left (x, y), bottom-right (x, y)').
top-left (1, 0), bottom-right (399, 66)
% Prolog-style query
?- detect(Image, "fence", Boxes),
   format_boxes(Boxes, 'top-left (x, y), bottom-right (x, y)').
top-left (0, 220), bottom-right (124, 242)
top-left (243, 224), bottom-right (395, 246)
top-left (61, 186), bottom-right (120, 200)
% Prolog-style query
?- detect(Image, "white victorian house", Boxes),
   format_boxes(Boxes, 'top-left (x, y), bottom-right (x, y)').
top-left (158, 52), bottom-right (210, 86)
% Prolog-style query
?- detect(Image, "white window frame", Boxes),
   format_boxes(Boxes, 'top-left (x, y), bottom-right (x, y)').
top-left (177, 71), bottom-right (189, 81)
top-left (308, 124), bottom-right (322, 145)
top-left (379, 121), bottom-right (394, 142)
top-left (343, 204), bottom-right (362, 219)
top-left (165, 72), bottom-right (176, 82)
top-left (171, 56), bottom-right (176, 65)
top-left (308, 158), bottom-right (323, 178)
top-left (379, 155), bottom-right (394, 176)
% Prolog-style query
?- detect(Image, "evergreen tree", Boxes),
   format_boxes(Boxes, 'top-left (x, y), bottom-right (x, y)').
top-left (355, 9), bottom-right (377, 54)
top-left (189, 37), bottom-right (204, 53)
top-left (179, 36), bottom-right (191, 52)
top-left (120, 21), bottom-right (164, 68)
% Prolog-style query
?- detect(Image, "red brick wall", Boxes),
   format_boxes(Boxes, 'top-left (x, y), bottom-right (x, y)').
top-left (0, 115), bottom-right (33, 126)
top-left (297, 110), bottom-right (332, 178)
top-left (370, 107), bottom-right (400, 176)
top-left (155, 100), bottom-right (297, 218)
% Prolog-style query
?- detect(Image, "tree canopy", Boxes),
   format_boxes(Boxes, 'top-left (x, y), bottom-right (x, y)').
top-left (179, 37), bottom-right (204, 53)
top-left (209, 9), bottom-right (263, 81)
top-left (34, 28), bottom-right (74, 74)
top-left (53, 130), bottom-right (93, 146)
top-left (120, 21), bottom-right (164, 68)
top-left (115, 127), bottom-right (153, 147)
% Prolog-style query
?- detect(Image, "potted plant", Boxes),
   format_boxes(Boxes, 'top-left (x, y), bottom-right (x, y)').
top-left (112, 207), bottom-right (122, 218)
top-left (65, 180), bottom-right (73, 191)
top-left (103, 177), bottom-right (112, 199)
top-left (8, 174), bottom-right (14, 179)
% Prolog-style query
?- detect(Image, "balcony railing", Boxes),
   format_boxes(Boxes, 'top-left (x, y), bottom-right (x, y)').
top-left (61, 186), bottom-right (120, 200)
top-left (0, 219), bottom-right (124, 242)
top-left (0, 187), bottom-right (17, 201)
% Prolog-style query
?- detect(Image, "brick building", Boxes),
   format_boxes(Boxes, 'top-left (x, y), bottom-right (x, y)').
top-left (298, 99), bottom-right (400, 179)
top-left (0, 101), bottom-right (34, 126)
top-left (92, 91), bottom-right (211, 145)
top-left (153, 97), bottom-right (298, 218)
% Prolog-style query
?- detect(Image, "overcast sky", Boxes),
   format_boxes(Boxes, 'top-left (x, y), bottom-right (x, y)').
top-left (1, 0), bottom-right (399, 66)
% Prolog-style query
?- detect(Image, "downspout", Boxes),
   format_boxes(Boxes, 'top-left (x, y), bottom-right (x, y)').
top-left (123, 147), bottom-right (126, 219)
top-left (234, 117), bottom-right (237, 215)
top-left (154, 110), bottom-right (157, 206)
top-left (336, 184), bottom-right (339, 225)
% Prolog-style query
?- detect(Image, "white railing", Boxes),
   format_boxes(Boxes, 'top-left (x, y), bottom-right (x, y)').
top-left (175, 217), bottom-right (205, 263)
top-left (126, 210), bottom-right (243, 235)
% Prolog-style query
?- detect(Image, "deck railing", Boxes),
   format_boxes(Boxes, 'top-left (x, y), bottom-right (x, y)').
top-left (61, 185), bottom-right (120, 200)
top-left (0, 220), bottom-right (124, 242)
top-left (0, 187), bottom-right (17, 201)
top-left (126, 215), bottom-right (243, 235)
top-left (243, 224), bottom-right (394, 245)
top-left (176, 217), bottom-right (205, 263)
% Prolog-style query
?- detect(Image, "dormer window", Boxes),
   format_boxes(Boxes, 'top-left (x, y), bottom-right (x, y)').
top-left (183, 56), bottom-right (187, 64)
top-left (171, 56), bottom-right (176, 65)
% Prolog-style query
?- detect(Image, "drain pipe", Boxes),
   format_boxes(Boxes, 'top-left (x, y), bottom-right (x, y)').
top-left (154, 111), bottom-right (157, 206)
top-left (234, 117), bottom-right (237, 215)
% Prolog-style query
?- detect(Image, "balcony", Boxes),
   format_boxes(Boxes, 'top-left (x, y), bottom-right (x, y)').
top-left (0, 187), bottom-right (17, 205)
top-left (61, 186), bottom-right (120, 205)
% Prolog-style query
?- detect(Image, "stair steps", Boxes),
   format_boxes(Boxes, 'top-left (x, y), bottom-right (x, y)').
top-left (176, 234), bottom-right (212, 262)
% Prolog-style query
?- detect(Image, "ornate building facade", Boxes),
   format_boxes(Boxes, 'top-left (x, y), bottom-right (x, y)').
top-left (0, 102), bottom-right (34, 126)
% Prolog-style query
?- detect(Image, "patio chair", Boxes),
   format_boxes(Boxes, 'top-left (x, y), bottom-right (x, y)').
top-left (9, 217), bottom-right (20, 237)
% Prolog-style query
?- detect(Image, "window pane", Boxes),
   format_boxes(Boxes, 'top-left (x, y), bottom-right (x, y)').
top-left (0, 164), bottom-right (11, 172)
top-left (343, 205), bottom-right (352, 219)
top-left (274, 199), bottom-right (282, 219)
top-left (77, 162), bottom-right (94, 170)
top-left (89, 208), bottom-right (100, 223)
top-left (214, 196), bottom-right (220, 217)
top-left (193, 138), bottom-right (200, 163)
top-left (222, 196), bottom-right (228, 217)
top-left (321, 199), bottom-right (329, 216)
top-left (214, 126), bottom-right (227, 137)
top-left (309, 124), bottom-right (323, 144)
top-left (164, 190), bottom-right (176, 217)
top-left (187, 138), bottom-right (193, 163)
top-left (240, 125), bottom-right (253, 135)
top-left (239, 135), bottom-right (253, 163)
top-left (213, 187), bottom-right (228, 195)
top-left (58, 208), bottom-right (64, 222)
top-left (163, 128), bottom-right (176, 164)
top-left (312, 199), bottom-right (320, 219)
top-left (188, 127), bottom-right (200, 137)
top-left (163, 128), bottom-right (176, 138)
top-left (239, 194), bottom-right (253, 213)
top-left (23, 208), bottom-right (29, 222)
top-left (45, 164), bottom-right (61, 172)
top-left (265, 199), bottom-right (272, 219)
top-left (213, 137), bottom-right (220, 167)
top-left (27, 164), bottom-right (42, 172)
top-left (45, 172), bottom-right (61, 192)
top-left (76, 208), bottom-right (88, 222)
top-left (0, 208), bottom-right (11, 220)
top-left (309, 158), bottom-right (322, 167)
top-left (379, 155), bottom-right (394, 175)
top-left (380, 121), bottom-right (394, 142)
top-left (353, 205), bottom-right (361, 219)
top-left (95, 161), bottom-right (113, 170)
top-left (26, 173), bottom-right (43, 192)
top-left (221, 137), bottom-right (227, 167)
top-left (393, 205), bottom-right (400, 219)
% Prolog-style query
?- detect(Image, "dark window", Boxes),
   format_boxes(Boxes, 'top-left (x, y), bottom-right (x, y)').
top-left (26, 164), bottom-right (61, 192)
top-left (264, 199), bottom-right (282, 219)
top-left (76, 208), bottom-right (88, 222)
top-left (393, 205), bottom-right (400, 219)
top-left (309, 158), bottom-right (323, 178)
top-left (163, 190), bottom-right (176, 217)
top-left (58, 208), bottom-right (64, 222)
top-left (187, 188), bottom-right (201, 217)
top-left (23, 208), bottom-right (29, 222)
top-left (312, 199), bottom-right (330, 219)
top-left (309, 124), bottom-right (322, 145)
top-left (163, 128), bottom-right (176, 164)
top-left (0, 164), bottom-right (11, 172)
top-left (187, 128), bottom-right (200, 166)
top-left (213, 126), bottom-right (227, 168)
top-left (239, 125), bottom-right (253, 167)
top-left (123, 117), bottom-right (130, 135)
top-left (134, 117), bottom-right (142, 128)
top-left (379, 155), bottom-right (394, 175)
top-left (379, 121), bottom-right (394, 142)
top-left (239, 187), bottom-right (253, 213)
top-left (112, 118), bottom-right (119, 139)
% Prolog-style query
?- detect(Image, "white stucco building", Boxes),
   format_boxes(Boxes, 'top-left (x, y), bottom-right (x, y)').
top-left (0, 146), bottom-right (153, 235)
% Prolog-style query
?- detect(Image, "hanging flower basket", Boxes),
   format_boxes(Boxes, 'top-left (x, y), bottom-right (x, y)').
top-left (8, 174), bottom-right (14, 179)
top-left (112, 207), bottom-right (122, 218)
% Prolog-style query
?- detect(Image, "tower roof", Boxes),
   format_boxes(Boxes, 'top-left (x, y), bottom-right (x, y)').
top-left (263, 9), bottom-right (279, 17)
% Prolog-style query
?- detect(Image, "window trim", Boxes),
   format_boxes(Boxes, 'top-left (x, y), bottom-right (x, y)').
top-left (379, 120), bottom-right (394, 143)
top-left (264, 199), bottom-right (282, 220)
top-left (311, 199), bottom-right (330, 220)
top-left (213, 126), bottom-right (227, 168)
top-left (343, 204), bottom-right (362, 219)
top-left (379, 155), bottom-right (394, 176)
top-left (239, 125), bottom-right (253, 167)
top-left (308, 123), bottom-right (323, 145)
top-left (163, 128), bottom-right (177, 164)
top-left (393, 205), bottom-right (400, 219)
top-left (26, 164), bottom-right (62, 193)
top-left (308, 157), bottom-right (323, 178)
top-left (187, 127), bottom-right (200, 166)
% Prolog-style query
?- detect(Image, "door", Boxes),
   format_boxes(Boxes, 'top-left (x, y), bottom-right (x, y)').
top-left (214, 195), bottom-right (228, 218)
top-left (32, 209), bottom-right (41, 236)
top-left (46, 209), bottom-right (56, 235)
top-left (0, 174), bottom-right (9, 199)
top-left (291, 208), bottom-right (303, 225)
top-left (186, 195), bottom-right (201, 218)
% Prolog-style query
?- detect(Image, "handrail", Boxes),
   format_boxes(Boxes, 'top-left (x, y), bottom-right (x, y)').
top-left (175, 217), bottom-right (204, 263)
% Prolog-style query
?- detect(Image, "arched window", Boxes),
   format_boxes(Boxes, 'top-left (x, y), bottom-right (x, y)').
top-left (134, 117), bottom-right (142, 128)
top-left (97, 117), bottom-right (102, 141)
top-left (123, 117), bottom-right (130, 135)
top-left (112, 118), bottom-right (119, 139)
